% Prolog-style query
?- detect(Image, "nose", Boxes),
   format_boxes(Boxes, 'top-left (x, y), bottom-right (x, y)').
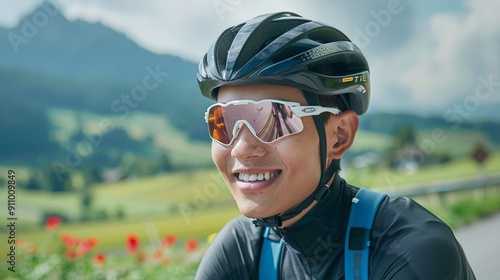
top-left (230, 122), bottom-right (266, 159)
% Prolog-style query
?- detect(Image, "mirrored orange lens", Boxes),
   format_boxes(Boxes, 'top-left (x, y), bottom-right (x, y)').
top-left (207, 101), bottom-right (304, 145)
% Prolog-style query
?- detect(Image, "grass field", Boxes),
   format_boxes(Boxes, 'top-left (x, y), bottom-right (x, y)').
top-left (47, 108), bottom-right (213, 167)
top-left (0, 167), bottom-right (238, 255)
top-left (2, 109), bottom-right (499, 266)
top-left (345, 149), bottom-right (500, 190)
top-left (2, 152), bottom-right (499, 256)
top-left (10, 203), bottom-right (240, 253)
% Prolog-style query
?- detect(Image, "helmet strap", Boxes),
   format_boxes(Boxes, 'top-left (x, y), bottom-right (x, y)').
top-left (252, 92), bottom-right (339, 228)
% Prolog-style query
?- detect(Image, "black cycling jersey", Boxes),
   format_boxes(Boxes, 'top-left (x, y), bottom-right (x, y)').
top-left (195, 175), bottom-right (476, 279)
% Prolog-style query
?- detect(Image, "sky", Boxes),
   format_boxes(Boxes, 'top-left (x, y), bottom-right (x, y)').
top-left (1, 0), bottom-right (499, 118)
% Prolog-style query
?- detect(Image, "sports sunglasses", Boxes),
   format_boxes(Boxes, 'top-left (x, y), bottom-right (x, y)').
top-left (205, 99), bottom-right (341, 146)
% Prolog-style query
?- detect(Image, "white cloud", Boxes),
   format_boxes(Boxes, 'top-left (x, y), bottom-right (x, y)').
top-left (51, 0), bottom-right (416, 62)
top-left (58, 1), bottom-right (317, 62)
top-left (0, 0), bottom-right (417, 62)
top-left (394, 0), bottom-right (500, 112)
top-left (0, 0), bottom-right (41, 27)
top-left (4, 0), bottom-right (498, 117)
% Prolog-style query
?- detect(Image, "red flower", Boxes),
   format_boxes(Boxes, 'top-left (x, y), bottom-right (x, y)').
top-left (66, 250), bottom-right (78, 260)
top-left (126, 234), bottom-right (139, 254)
top-left (94, 253), bottom-right (106, 264)
top-left (162, 234), bottom-right (177, 247)
top-left (88, 237), bottom-right (98, 247)
top-left (61, 234), bottom-right (78, 247)
top-left (79, 238), bottom-right (98, 255)
top-left (185, 238), bottom-right (198, 252)
top-left (45, 216), bottom-right (61, 230)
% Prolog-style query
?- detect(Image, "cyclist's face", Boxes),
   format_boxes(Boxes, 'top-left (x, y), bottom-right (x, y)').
top-left (211, 84), bottom-right (322, 220)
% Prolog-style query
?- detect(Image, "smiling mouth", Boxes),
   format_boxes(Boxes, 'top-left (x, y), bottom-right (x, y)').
top-left (237, 171), bottom-right (281, 182)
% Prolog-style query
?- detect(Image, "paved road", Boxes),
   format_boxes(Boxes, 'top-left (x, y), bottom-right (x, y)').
top-left (455, 212), bottom-right (500, 280)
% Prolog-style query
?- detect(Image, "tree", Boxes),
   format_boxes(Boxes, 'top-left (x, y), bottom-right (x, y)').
top-left (41, 164), bottom-right (73, 192)
top-left (0, 100), bottom-right (59, 159)
top-left (392, 124), bottom-right (417, 149)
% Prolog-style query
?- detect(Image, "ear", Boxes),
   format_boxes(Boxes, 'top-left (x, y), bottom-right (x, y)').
top-left (325, 111), bottom-right (359, 159)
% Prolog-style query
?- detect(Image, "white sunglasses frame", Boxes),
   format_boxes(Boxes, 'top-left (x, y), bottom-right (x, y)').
top-left (205, 99), bottom-right (342, 145)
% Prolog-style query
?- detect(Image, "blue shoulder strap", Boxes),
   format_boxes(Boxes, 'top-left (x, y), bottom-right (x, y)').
top-left (259, 227), bottom-right (283, 280)
top-left (344, 188), bottom-right (387, 280)
top-left (259, 188), bottom-right (386, 280)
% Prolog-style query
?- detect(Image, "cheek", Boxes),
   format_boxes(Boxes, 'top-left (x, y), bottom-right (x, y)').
top-left (303, 123), bottom-right (323, 176)
top-left (278, 129), bottom-right (322, 184)
top-left (211, 142), bottom-right (229, 171)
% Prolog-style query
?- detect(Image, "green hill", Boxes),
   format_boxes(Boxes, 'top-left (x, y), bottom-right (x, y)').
top-left (1, 2), bottom-right (499, 172)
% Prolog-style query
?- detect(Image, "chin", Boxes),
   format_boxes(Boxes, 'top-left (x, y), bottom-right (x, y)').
top-left (237, 202), bottom-right (279, 219)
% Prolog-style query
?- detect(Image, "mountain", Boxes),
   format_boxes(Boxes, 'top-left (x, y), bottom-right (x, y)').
top-left (0, 2), bottom-right (499, 165)
top-left (0, 2), bottom-right (196, 81)
top-left (0, 2), bottom-right (216, 165)
top-left (0, 2), bottom-right (212, 147)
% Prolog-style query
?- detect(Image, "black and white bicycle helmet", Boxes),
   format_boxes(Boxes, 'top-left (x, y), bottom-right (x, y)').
top-left (198, 12), bottom-right (371, 227)
top-left (198, 11), bottom-right (370, 115)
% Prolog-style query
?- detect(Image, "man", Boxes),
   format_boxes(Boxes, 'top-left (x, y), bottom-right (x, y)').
top-left (195, 12), bottom-right (475, 279)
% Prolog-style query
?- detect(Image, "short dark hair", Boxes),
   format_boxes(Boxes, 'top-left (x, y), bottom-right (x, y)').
top-left (317, 94), bottom-right (349, 122)
top-left (310, 63), bottom-right (351, 122)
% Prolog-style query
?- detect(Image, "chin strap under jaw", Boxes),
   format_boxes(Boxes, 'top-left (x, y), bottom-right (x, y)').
top-left (252, 92), bottom-right (340, 228)
top-left (252, 182), bottom-right (332, 228)
top-left (251, 160), bottom-right (338, 228)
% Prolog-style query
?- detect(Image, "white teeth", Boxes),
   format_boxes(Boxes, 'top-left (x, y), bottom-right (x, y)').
top-left (238, 172), bottom-right (278, 182)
